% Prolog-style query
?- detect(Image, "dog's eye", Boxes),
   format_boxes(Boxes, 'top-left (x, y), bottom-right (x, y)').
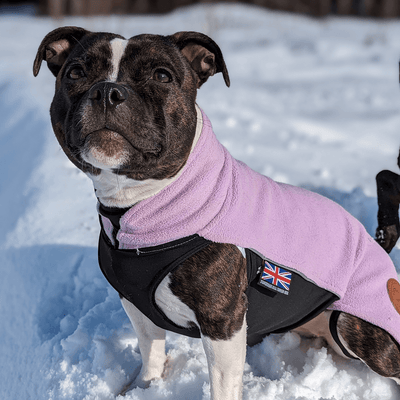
top-left (67, 67), bottom-right (86, 80)
top-left (153, 69), bottom-right (172, 83)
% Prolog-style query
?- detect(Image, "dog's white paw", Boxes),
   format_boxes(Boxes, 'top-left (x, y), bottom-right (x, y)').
top-left (134, 370), bottom-right (159, 389)
top-left (118, 357), bottom-right (171, 396)
top-left (118, 365), bottom-right (143, 396)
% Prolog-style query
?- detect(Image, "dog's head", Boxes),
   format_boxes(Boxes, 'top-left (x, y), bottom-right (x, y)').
top-left (33, 27), bottom-right (229, 182)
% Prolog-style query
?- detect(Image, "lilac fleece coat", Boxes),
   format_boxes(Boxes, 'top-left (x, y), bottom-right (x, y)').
top-left (107, 108), bottom-right (400, 344)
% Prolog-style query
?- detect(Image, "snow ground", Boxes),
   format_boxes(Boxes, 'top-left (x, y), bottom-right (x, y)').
top-left (2, 3), bottom-right (400, 399)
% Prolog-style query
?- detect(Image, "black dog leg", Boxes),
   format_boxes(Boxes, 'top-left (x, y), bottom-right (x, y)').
top-left (376, 169), bottom-right (400, 253)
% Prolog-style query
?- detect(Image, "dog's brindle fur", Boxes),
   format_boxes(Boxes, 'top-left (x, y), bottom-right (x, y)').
top-left (34, 27), bottom-right (400, 398)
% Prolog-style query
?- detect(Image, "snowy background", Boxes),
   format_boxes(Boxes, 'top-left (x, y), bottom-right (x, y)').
top-left (2, 3), bottom-right (400, 399)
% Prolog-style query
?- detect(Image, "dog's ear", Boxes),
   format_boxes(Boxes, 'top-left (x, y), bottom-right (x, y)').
top-left (33, 26), bottom-right (90, 77)
top-left (170, 31), bottom-right (230, 88)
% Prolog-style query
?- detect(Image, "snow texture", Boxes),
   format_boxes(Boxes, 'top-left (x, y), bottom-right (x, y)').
top-left (2, 3), bottom-right (400, 399)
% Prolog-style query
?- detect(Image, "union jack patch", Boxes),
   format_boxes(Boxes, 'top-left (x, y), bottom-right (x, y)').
top-left (258, 261), bottom-right (292, 295)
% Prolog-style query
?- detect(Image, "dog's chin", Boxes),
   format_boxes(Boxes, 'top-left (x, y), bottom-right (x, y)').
top-left (81, 129), bottom-right (130, 170)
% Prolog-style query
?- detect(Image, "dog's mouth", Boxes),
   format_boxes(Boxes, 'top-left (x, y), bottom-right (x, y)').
top-left (80, 129), bottom-right (163, 171)
top-left (81, 129), bottom-right (131, 170)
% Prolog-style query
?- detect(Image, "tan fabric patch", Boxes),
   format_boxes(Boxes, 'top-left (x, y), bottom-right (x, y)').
top-left (387, 278), bottom-right (400, 315)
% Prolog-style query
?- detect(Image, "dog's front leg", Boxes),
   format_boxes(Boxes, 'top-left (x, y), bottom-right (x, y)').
top-left (120, 296), bottom-right (167, 387)
top-left (201, 318), bottom-right (247, 400)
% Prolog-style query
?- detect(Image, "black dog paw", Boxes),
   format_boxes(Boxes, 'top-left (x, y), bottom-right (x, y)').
top-left (376, 225), bottom-right (399, 253)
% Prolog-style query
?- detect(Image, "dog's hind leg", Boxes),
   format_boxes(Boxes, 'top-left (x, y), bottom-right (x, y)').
top-left (295, 311), bottom-right (400, 383)
top-left (335, 312), bottom-right (400, 384)
top-left (293, 310), bottom-right (346, 357)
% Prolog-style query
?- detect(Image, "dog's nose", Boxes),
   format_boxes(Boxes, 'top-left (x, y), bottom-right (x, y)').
top-left (88, 82), bottom-right (128, 108)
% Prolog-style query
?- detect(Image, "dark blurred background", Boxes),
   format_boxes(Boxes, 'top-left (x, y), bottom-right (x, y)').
top-left (0, 0), bottom-right (398, 18)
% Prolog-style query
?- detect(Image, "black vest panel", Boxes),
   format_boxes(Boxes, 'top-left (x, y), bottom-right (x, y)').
top-left (99, 229), bottom-right (210, 338)
top-left (244, 249), bottom-right (339, 346)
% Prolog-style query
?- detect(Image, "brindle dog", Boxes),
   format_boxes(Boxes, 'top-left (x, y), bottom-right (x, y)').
top-left (34, 27), bottom-right (400, 399)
